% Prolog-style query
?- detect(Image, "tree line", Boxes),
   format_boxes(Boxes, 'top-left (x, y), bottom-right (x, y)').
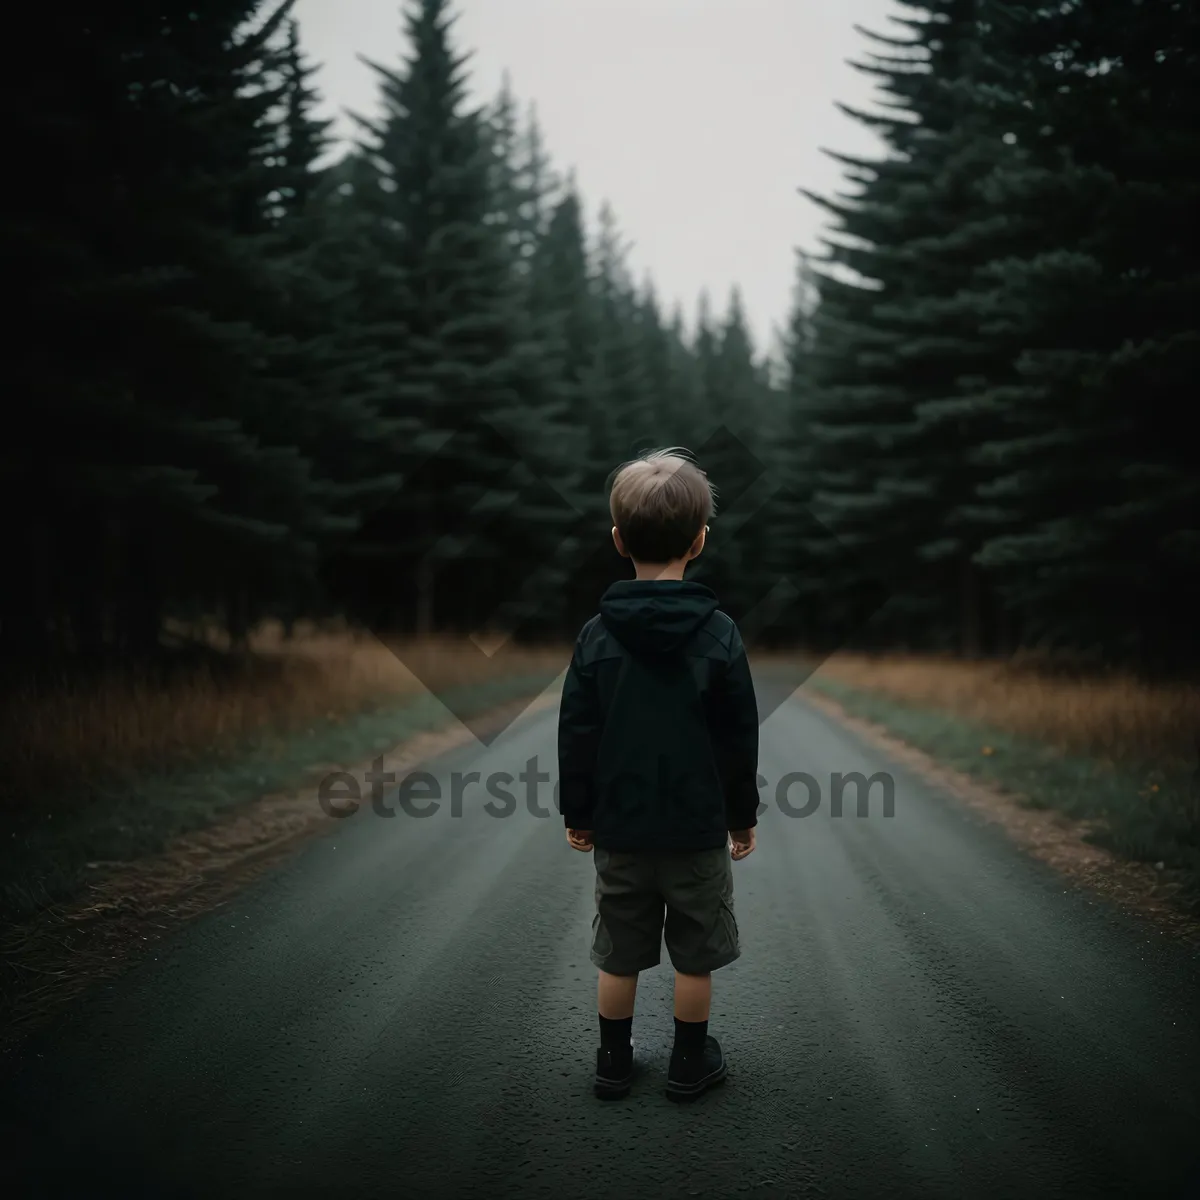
top-left (2, 0), bottom-right (1196, 678)
top-left (799, 0), bottom-right (1199, 673)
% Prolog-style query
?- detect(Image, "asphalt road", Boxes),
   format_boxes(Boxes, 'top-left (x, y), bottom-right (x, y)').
top-left (2, 683), bottom-right (1199, 1200)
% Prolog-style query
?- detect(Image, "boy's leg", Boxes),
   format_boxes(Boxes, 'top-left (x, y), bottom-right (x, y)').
top-left (660, 845), bottom-right (740, 983)
top-left (590, 849), bottom-right (661, 1099)
top-left (598, 970), bottom-right (639, 1020)
top-left (660, 847), bottom-right (738, 1101)
top-left (597, 970), bottom-right (638, 1093)
top-left (673, 970), bottom-right (712, 1022)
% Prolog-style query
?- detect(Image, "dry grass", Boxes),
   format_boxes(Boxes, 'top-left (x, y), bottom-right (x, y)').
top-left (0, 622), bottom-right (569, 814)
top-left (807, 651), bottom-right (1199, 769)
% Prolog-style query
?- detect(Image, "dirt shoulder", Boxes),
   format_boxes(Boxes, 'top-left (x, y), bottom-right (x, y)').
top-left (0, 689), bottom-right (561, 1056)
top-left (805, 688), bottom-right (1200, 945)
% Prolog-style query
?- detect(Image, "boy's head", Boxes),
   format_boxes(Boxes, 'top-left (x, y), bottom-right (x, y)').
top-left (608, 448), bottom-right (715, 572)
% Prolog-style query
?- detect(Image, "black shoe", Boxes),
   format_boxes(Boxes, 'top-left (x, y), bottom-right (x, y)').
top-left (594, 1040), bottom-right (634, 1100)
top-left (666, 1034), bottom-right (727, 1102)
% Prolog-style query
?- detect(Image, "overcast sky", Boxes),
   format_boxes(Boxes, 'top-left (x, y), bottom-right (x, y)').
top-left (292, 0), bottom-right (899, 356)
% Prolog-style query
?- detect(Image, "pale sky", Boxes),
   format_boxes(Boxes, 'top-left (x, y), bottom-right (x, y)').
top-left (293, 0), bottom-right (898, 356)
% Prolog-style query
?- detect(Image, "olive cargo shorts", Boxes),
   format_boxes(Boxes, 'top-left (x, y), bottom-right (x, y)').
top-left (590, 845), bottom-right (741, 976)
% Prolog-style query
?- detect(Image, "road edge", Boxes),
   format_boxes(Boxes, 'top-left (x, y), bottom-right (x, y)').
top-left (0, 685), bottom-right (564, 1057)
top-left (802, 687), bottom-right (1200, 946)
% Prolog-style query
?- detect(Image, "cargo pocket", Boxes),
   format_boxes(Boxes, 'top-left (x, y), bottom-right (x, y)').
top-left (591, 911), bottom-right (612, 962)
top-left (692, 893), bottom-right (737, 968)
top-left (719, 896), bottom-right (740, 952)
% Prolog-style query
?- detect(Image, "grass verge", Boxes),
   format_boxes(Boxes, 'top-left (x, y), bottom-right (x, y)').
top-left (0, 626), bottom-right (568, 929)
top-left (0, 674), bottom-right (556, 928)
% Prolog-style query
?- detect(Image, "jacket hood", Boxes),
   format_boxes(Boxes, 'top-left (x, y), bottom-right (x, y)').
top-left (599, 579), bottom-right (719, 656)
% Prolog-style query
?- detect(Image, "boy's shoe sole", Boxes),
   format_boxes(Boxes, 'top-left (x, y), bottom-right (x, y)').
top-left (594, 1074), bottom-right (633, 1100)
top-left (665, 1060), bottom-right (727, 1102)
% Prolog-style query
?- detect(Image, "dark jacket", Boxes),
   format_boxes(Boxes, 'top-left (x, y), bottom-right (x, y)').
top-left (557, 578), bottom-right (760, 852)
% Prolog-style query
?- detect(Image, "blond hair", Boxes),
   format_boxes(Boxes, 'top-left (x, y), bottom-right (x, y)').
top-left (608, 448), bottom-right (715, 563)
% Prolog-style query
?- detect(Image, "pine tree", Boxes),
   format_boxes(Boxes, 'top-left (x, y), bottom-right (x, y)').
top-left (964, 0), bottom-right (1200, 671)
top-left (663, 303), bottom-right (703, 445)
top-left (0, 0), bottom-right (353, 662)
top-left (769, 253), bottom-right (823, 643)
top-left (275, 17), bottom-right (335, 217)
top-left (801, 1), bottom-right (1025, 654)
top-left (688, 289), bottom-right (774, 623)
top-left (691, 290), bottom-right (722, 441)
top-left (512, 103), bottom-right (559, 281)
top-left (768, 251), bottom-right (891, 653)
top-left (527, 182), bottom-right (595, 464)
top-left (484, 81), bottom-right (559, 297)
top-left (483, 73), bottom-right (524, 264)
top-left (348, 0), bottom-right (571, 639)
top-left (262, 19), bottom-right (407, 632)
top-left (804, 0), bottom-right (1200, 668)
top-left (586, 201), bottom-right (650, 468)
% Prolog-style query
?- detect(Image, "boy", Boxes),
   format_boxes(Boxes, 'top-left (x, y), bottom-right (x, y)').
top-left (557, 447), bottom-right (760, 1103)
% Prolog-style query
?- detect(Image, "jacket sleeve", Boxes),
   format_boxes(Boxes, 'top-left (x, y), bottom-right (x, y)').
top-left (557, 634), bottom-right (603, 828)
top-left (711, 623), bottom-right (760, 831)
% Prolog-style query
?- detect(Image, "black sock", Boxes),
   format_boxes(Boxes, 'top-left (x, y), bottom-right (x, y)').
top-left (599, 1014), bottom-right (633, 1051)
top-left (674, 1017), bottom-right (708, 1050)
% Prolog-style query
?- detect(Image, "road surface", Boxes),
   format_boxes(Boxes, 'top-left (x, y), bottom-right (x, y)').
top-left (2, 683), bottom-right (1199, 1199)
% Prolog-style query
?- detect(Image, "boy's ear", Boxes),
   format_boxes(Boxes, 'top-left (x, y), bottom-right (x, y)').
top-left (612, 526), bottom-right (631, 558)
top-left (687, 525), bottom-right (708, 561)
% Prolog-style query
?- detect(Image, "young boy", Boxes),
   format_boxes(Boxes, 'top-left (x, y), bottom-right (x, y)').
top-left (557, 447), bottom-right (760, 1103)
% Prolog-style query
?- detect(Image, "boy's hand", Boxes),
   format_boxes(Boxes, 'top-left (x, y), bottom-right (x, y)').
top-left (566, 829), bottom-right (594, 852)
top-left (730, 828), bottom-right (756, 860)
